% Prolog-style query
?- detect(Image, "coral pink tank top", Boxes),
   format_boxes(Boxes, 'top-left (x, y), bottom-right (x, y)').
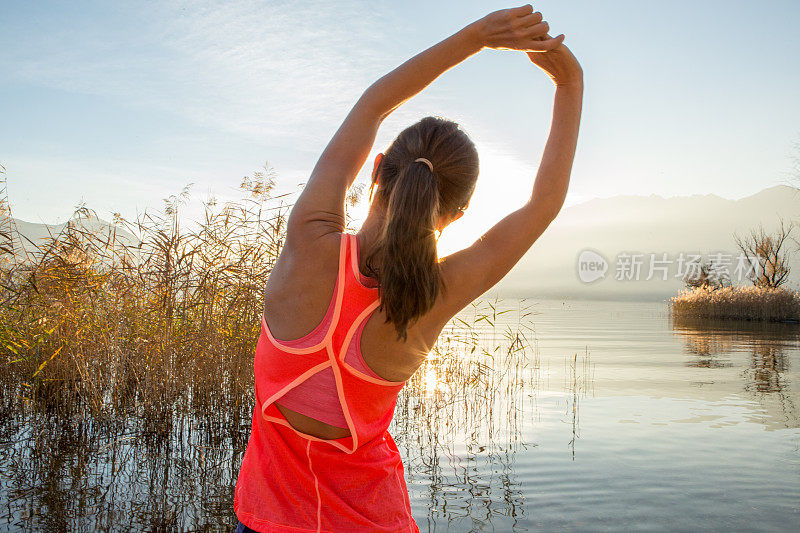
top-left (234, 232), bottom-right (419, 533)
top-left (274, 233), bottom-right (381, 428)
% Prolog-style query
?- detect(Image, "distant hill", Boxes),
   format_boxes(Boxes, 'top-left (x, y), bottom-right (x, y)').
top-left (7, 186), bottom-right (798, 302)
top-left (7, 215), bottom-right (139, 259)
top-left (493, 185), bottom-right (800, 301)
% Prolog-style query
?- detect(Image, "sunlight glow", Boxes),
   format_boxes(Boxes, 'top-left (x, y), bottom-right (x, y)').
top-left (348, 141), bottom-right (538, 258)
top-left (421, 366), bottom-right (441, 395)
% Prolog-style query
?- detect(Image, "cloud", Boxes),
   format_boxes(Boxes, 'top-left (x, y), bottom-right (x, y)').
top-left (5, 0), bottom-right (394, 143)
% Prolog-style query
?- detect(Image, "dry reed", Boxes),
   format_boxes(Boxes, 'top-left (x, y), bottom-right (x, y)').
top-left (1, 172), bottom-right (287, 432)
top-left (670, 286), bottom-right (800, 323)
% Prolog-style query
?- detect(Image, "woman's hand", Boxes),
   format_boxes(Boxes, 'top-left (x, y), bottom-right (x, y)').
top-left (475, 5), bottom-right (565, 52)
top-left (527, 37), bottom-right (583, 88)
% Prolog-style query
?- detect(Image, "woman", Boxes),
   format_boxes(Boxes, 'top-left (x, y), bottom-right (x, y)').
top-left (234, 5), bottom-right (582, 532)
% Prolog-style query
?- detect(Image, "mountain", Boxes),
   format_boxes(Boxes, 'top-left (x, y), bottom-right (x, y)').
top-left (493, 185), bottom-right (800, 301)
top-left (7, 186), bottom-right (798, 302)
top-left (6, 215), bottom-right (139, 259)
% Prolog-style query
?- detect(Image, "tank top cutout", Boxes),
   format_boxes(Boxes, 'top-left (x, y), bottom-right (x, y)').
top-left (274, 234), bottom-right (381, 428)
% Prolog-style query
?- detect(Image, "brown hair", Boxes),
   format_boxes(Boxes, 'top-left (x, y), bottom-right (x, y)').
top-left (364, 116), bottom-right (479, 341)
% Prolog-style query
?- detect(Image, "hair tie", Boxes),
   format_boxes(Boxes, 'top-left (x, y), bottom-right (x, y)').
top-left (414, 158), bottom-right (434, 172)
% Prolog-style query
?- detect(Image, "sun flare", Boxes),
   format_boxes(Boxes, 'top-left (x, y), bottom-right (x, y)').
top-left (421, 366), bottom-right (441, 395)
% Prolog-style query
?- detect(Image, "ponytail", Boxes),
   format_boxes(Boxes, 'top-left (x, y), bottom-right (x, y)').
top-left (363, 116), bottom-right (479, 342)
top-left (378, 162), bottom-right (441, 341)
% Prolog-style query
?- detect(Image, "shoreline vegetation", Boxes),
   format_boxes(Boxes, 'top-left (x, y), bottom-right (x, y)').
top-left (670, 218), bottom-right (798, 324)
top-left (670, 286), bottom-right (800, 323)
top-left (1, 174), bottom-right (286, 430)
top-left (0, 172), bottom-right (537, 436)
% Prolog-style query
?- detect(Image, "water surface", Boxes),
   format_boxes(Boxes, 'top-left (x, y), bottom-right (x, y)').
top-left (400, 299), bottom-right (799, 531)
top-left (1, 299), bottom-right (798, 531)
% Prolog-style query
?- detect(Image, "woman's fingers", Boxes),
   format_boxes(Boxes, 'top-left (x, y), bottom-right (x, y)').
top-left (526, 34), bottom-right (565, 52)
top-left (524, 21), bottom-right (550, 38)
top-left (511, 4), bottom-right (534, 16)
top-left (480, 6), bottom-right (561, 52)
top-left (518, 11), bottom-right (544, 27)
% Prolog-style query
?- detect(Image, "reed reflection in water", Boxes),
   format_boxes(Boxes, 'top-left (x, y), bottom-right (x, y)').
top-left (672, 315), bottom-right (799, 427)
top-left (392, 298), bottom-right (543, 531)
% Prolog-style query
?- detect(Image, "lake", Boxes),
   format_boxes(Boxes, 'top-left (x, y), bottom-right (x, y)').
top-left (399, 299), bottom-right (800, 532)
top-left (1, 299), bottom-right (798, 531)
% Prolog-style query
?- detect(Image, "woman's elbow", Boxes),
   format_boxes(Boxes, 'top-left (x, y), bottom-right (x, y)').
top-left (528, 194), bottom-right (565, 224)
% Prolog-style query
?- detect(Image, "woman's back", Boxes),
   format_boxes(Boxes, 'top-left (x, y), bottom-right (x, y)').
top-left (235, 231), bottom-right (418, 532)
top-left (264, 231), bottom-right (450, 383)
top-left (263, 230), bottom-right (453, 439)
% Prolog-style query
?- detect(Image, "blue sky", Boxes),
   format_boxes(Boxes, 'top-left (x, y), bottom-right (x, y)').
top-left (2, 0), bottom-right (800, 253)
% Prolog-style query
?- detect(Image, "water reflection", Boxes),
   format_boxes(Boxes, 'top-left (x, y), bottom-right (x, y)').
top-left (671, 315), bottom-right (800, 428)
top-left (392, 298), bottom-right (540, 531)
top-left (562, 350), bottom-right (594, 460)
top-left (0, 399), bottom-right (248, 530)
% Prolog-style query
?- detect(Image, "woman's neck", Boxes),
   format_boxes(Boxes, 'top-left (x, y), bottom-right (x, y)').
top-left (356, 204), bottom-right (387, 273)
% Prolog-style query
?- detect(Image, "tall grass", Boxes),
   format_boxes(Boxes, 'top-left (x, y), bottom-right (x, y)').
top-left (392, 296), bottom-right (539, 525)
top-left (1, 173), bottom-right (287, 431)
top-left (670, 285), bottom-right (800, 322)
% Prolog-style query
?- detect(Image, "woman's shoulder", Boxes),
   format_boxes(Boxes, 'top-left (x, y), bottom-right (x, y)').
top-left (262, 230), bottom-right (346, 341)
top-left (267, 231), bottom-right (343, 293)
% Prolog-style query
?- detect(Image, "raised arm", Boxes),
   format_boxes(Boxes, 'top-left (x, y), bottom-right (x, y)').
top-left (286, 5), bottom-right (564, 244)
top-left (438, 40), bottom-right (583, 317)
